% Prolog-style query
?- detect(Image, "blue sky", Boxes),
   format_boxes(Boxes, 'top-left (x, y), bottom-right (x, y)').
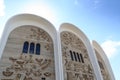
top-left (0, 0), bottom-right (120, 79)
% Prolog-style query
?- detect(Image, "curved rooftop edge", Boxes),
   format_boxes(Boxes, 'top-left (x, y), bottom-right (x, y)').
top-left (92, 40), bottom-right (115, 80)
top-left (0, 13), bottom-right (115, 80)
top-left (3, 13), bottom-right (57, 39)
top-left (0, 13), bottom-right (60, 80)
top-left (0, 13), bottom-right (61, 80)
top-left (59, 23), bottom-right (103, 80)
top-left (0, 13), bottom-right (57, 53)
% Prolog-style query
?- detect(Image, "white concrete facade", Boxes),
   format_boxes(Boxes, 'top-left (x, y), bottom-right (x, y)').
top-left (92, 40), bottom-right (115, 80)
top-left (0, 14), bottom-right (115, 80)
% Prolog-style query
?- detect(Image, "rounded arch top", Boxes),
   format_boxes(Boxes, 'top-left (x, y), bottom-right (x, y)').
top-left (0, 13), bottom-right (58, 58)
top-left (59, 23), bottom-right (103, 80)
top-left (5, 13), bottom-right (56, 29)
top-left (92, 40), bottom-right (115, 80)
top-left (92, 40), bottom-right (107, 60)
top-left (59, 23), bottom-right (90, 45)
top-left (0, 13), bottom-right (59, 80)
top-left (3, 13), bottom-right (57, 40)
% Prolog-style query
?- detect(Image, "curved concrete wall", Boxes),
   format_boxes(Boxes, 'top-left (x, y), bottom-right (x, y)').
top-left (0, 13), bottom-right (114, 80)
top-left (59, 23), bottom-right (103, 80)
top-left (92, 40), bottom-right (115, 80)
top-left (0, 14), bottom-right (60, 80)
top-left (0, 14), bottom-right (58, 56)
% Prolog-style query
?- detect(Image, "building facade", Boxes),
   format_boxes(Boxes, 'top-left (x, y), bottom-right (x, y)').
top-left (0, 14), bottom-right (115, 80)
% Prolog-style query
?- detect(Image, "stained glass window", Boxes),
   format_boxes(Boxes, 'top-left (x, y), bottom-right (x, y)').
top-left (22, 41), bottom-right (29, 53)
top-left (29, 42), bottom-right (35, 54)
top-left (36, 43), bottom-right (40, 55)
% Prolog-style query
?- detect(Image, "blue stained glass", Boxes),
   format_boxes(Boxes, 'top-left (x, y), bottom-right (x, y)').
top-left (22, 41), bottom-right (29, 53)
top-left (36, 43), bottom-right (40, 55)
top-left (29, 42), bottom-right (35, 54)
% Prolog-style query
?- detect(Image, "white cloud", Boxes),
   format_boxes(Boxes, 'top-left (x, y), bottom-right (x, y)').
top-left (101, 40), bottom-right (120, 58)
top-left (0, 0), bottom-right (5, 16)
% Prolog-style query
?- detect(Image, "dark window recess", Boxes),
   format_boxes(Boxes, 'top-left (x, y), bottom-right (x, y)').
top-left (98, 61), bottom-right (104, 69)
top-left (80, 54), bottom-right (84, 63)
top-left (70, 50), bottom-right (74, 61)
top-left (41, 77), bottom-right (46, 80)
top-left (29, 42), bottom-right (35, 54)
top-left (36, 43), bottom-right (40, 55)
top-left (73, 51), bottom-right (77, 61)
top-left (77, 53), bottom-right (81, 62)
top-left (22, 41), bottom-right (29, 53)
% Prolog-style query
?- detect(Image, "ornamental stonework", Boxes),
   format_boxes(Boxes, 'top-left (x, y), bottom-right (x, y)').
top-left (95, 49), bottom-right (111, 80)
top-left (1, 54), bottom-right (54, 80)
top-left (61, 31), bottom-right (96, 80)
top-left (26, 27), bottom-right (52, 43)
top-left (0, 26), bottom-right (55, 80)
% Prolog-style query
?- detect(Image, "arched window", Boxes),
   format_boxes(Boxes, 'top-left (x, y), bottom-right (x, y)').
top-left (29, 42), bottom-right (35, 54)
top-left (22, 41), bottom-right (29, 53)
top-left (36, 43), bottom-right (40, 55)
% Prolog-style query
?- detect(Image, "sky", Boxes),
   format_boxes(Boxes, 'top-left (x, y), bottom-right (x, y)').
top-left (0, 0), bottom-right (120, 79)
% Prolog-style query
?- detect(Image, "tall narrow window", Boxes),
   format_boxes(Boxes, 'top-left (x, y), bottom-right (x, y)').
top-left (80, 53), bottom-right (84, 63)
top-left (29, 42), bottom-right (35, 54)
top-left (70, 50), bottom-right (74, 61)
top-left (36, 43), bottom-right (40, 55)
top-left (73, 51), bottom-right (77, 61)
top-left (98, 61), bottom-right (104, 69)
top-left (77, 52), bottom-right (81, 62)
top-left (22, 41), bottom-right (29, 53)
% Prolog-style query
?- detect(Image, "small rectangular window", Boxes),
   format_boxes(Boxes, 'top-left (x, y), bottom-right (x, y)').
top-left (70, 50), bottom-right (74, 61)
top-left (77, 53), bottom-right (81, 62)
top-left (80, 54), bottom-right (84, 63)
top-left (73, 51), bottom-right (77, 61)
